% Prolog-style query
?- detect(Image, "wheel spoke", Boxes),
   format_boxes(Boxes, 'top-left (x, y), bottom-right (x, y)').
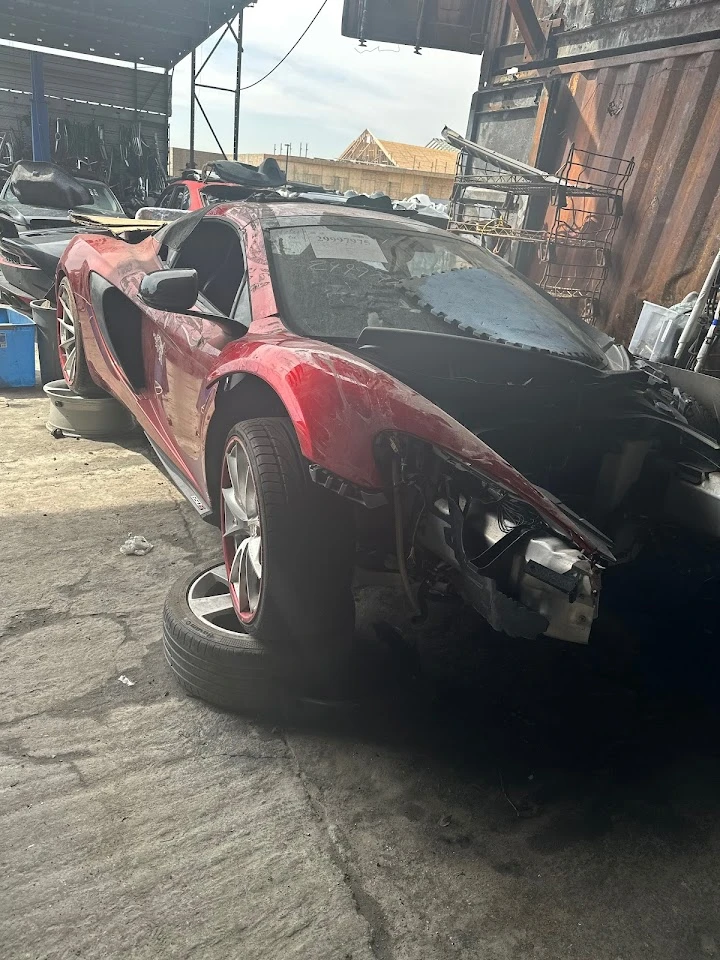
top-left (243, 539), bottom-right (261, 611)
top-left (222, 439), bottom-right (262, 618)
top-left (209, 563), bottom-right (229, 585)
top-left (222, 485), bottom-right (248, 528)
top-left (242, 464), bottom-right (257, 521)
top-left (230, 540), bottom-right (249, 609)
top-left (228, 534), bottom-right (262, 615)
top-left (189, 593), bottom-right (235, 617)
top-left (186, 564), bottom-right (245, 636)
top-left (226, 445), bottom-right (241, 498)
top-left (246, 535), bottom-right (262, 579)
top-left (58, 285), bottom-right (78, 378)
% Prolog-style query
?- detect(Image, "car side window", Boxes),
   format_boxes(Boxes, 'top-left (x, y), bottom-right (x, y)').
top-left (173, 218), bottom-right (244, 316)
top-left (233, 279), bottom-right (252, 327)
top-left (176, 187), bottom-right (190, 211)
top-left (159, 186), bottom-right (177, 208)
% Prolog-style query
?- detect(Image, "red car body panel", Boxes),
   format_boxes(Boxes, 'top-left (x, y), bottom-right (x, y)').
top-left (60, 230), bottom-right (229, 498)
top-left (59, 201), bottom-right (609, 559)
top-left (166, 179), bottom-right (248, 212)
top-left (185, 181), bottom-right (206, 210)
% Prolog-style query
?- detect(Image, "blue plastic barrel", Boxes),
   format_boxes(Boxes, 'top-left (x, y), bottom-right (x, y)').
top-left (0, 306), bottom-right (37, 388)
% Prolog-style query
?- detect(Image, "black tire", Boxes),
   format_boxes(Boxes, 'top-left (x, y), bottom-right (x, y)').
top-left (58, 276), bottom-right (106, 398)
top-left (163, 561), bottom-right (288, 713)
top-left (222, 417), bottom-right (355, 687)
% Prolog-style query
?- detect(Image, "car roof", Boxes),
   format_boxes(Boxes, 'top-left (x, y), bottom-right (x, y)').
top-left (172, 179), bottom-right (242, 189)
top-left (216, 200), bottom-right (445, 235)
top-left (156, 197), bottom-right (448, 252)
top-left (75, 176), bottom-right (111, 188)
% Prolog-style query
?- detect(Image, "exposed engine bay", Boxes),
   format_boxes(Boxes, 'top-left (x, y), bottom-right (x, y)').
top-left (339, 330), bottom-right (720, 645)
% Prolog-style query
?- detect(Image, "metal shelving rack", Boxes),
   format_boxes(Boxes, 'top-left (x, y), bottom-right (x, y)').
top-left (443, 127), bottom-right (634, 314)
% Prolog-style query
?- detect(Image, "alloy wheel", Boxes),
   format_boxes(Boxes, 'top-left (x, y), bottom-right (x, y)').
top-left (58, 283), bottom-right (77, 382)
top-left (187, 563), bottom-right (246, 636)
top-left (221, 438), bottom-right (263, 622)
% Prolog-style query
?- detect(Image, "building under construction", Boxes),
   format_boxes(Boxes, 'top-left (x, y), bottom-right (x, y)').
top-left (172, 131), bottom-right (458, 199)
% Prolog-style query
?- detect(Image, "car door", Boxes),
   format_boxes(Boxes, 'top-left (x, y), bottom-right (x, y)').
top-left (157, 185), bottom-right (179, 208)
top-left (175, 186), bottom-right (191, 211)
top-left (148, 215), bottom-right (247, 490)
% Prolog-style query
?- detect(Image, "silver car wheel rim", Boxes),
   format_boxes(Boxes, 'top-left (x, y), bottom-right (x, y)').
top-left (58, 285), bottom-right (77, 380)
top-left (222, 440), bottom-right (262, 617)
top-left (187, 564), bottom-right (247, 636)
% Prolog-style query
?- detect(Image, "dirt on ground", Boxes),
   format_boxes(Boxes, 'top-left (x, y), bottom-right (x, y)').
top-left (2, 389), bottom-right (719, 960)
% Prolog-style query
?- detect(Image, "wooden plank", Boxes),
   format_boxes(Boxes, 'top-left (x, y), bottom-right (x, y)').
top-left (492, 35), bottom-right (720, 84)
top-left (506, 0), bottom-right (548, 59)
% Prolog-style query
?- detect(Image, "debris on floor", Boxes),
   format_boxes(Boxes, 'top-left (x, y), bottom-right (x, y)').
top-left (120, 534), bottom-right (154, 556)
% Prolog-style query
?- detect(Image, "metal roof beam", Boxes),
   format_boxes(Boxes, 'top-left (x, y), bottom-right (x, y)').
top-left (0, 0), bottom-right (253, 67)
top-left (506, 0), bottom-right (547, 60)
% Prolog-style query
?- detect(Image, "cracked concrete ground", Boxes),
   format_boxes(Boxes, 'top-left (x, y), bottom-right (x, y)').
top-left (2, 389), bottom-right (720, 960)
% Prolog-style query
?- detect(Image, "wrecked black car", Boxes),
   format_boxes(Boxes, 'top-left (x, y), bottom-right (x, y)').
top-left (0, 161), bottom-right (123, 306)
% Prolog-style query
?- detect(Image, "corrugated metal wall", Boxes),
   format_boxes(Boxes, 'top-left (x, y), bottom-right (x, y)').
top-left (529, 44), bottom-right (720, 339)
top-left (0, 46), bottom-right (168, 166)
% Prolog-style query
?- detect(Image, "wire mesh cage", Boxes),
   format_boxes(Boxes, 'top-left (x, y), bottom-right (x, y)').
top-left (448, 141), bottom-right (634, 307)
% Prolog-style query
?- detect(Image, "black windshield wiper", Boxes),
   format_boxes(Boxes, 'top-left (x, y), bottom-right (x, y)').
top-left (314, 335), bottom-right (360, 347)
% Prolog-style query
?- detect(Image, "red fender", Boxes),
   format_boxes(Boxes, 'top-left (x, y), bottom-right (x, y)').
top-left (205, 336), bottom-right (611, 559)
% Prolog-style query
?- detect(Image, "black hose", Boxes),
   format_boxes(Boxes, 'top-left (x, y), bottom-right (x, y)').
top-left (392, 457), bottom-right (420, 614)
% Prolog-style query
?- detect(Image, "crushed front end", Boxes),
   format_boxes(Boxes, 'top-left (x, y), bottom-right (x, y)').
top-left (374, 435), bottom-right (603, 644)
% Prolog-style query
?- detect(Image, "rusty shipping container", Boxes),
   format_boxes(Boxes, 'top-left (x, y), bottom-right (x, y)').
top-left (521, 42), bottom-right (720, 339)
top-left (343, 0), bottom-right (720, 342)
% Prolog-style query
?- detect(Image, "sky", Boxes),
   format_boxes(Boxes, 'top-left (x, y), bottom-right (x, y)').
top-left (170, 0), bottom-right (482, 159)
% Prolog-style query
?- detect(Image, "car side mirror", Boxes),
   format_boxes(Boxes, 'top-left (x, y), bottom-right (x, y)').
top-left (139, 268), bottom-right (198, 312)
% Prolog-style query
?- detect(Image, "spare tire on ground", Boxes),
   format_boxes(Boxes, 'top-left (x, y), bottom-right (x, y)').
top-left (163, 561), bottom-right (290, 714)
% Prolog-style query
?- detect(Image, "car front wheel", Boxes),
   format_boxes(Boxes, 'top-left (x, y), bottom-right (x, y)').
top-left (220, 417), bottom-right (355, 687)
top-left (57, 277), bottom-right (106, 397)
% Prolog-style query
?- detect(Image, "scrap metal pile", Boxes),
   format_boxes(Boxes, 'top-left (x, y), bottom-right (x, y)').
top-left (0, 118), bottom-right (166, 212)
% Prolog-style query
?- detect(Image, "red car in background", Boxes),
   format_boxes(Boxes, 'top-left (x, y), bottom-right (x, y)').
top-left (55, 199), bottom-right (720, 694)
top-left (156, 175), bottom-right (254, 212)
top-left (156, 158), bottom-right (291, 212)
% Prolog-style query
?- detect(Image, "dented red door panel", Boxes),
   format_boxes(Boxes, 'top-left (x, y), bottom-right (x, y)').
top-left (60, 233), bottom-right (222, 493)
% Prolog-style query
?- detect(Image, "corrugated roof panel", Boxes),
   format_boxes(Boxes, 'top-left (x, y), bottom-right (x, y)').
top-left (0, 0), bottom-right (253, 67)
top-left (0, 47), bottom-right (168, 115)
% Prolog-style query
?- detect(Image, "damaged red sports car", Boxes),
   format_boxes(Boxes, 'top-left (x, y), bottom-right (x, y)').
top-left (56, 200), bottom-right (720, 689)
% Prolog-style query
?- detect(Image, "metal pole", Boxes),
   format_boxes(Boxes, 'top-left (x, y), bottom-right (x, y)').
top-left (165, 68), bottom-right (171, 175)
top-left (233, 9), bottom-right (244, 160)
top-left (29, 52), bottom-right (50, 162)
top-left (195, 96), bottom-right (228, 159)
top-left (189, 47), bottom-right (196, 167)
top-left (285, 144), bottom-right (290, 177)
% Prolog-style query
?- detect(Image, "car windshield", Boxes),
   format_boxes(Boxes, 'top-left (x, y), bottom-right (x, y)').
top-left (74, 183), bottom-right (124, 214)
top-left (266, 220), bottom-right (608, 366)
top-left (200, 185), bottom-right (252, 205)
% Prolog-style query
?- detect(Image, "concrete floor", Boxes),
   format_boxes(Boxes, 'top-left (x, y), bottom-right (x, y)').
top-left (2, 389), bottom-right (720, 960)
